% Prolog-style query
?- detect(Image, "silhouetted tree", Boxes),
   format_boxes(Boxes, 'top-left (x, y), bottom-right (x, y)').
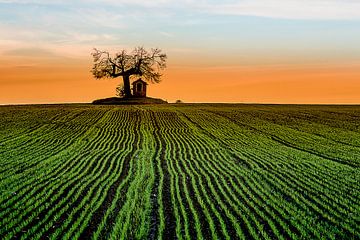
top-left (91, 47), bottom-right (167, 98)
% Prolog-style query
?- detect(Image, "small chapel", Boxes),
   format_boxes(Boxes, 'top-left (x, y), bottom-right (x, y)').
top-left (132, 78), bottom-right (148, 97)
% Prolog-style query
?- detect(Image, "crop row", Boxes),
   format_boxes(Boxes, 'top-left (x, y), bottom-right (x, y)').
top-left (0, 104), bottom-right (359, 239)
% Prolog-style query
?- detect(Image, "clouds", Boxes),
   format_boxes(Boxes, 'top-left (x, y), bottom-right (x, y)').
top-left (1, 0), bottom-right (360, 62)
top-left (0, 2), bottom-right (129, 58)
top-left (199, 0), bottom-right (360, 20)
top-left (2, 0), bottom-right (360, 20)
top-left (3, 47), bottom-right (57, 58)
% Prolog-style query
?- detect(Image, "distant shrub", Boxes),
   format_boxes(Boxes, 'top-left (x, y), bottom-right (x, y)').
top-left (175, 100), bottom-right (183, 103)
top-left (116, 84), bottom-right (125, 97)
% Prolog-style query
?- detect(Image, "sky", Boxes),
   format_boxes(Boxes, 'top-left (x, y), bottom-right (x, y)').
top-left (0, 0), bottom-right (360, 104)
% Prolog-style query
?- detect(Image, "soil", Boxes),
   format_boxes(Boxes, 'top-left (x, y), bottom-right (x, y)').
top-left (92, 97), bottom-right (168, 105)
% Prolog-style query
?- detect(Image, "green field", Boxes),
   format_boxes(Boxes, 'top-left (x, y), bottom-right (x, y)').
top-left (0, 104), bottom-right (359, 240)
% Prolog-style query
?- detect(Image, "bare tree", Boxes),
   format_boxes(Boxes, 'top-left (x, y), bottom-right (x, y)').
top-left (91, 46), bottom-right (167, 98)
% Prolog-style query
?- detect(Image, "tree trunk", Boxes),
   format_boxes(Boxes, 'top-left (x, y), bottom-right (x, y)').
top-left (123, 75), bottom-right (132, 98)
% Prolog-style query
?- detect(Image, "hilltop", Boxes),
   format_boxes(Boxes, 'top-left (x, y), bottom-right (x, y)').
top-left (92, 96), bottom-right (167, 105)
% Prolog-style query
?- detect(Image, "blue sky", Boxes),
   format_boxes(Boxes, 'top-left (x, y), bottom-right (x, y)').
top-left (1, 0), bottom-right (360, 64)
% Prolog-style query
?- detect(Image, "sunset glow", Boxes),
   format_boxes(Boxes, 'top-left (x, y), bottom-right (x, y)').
top-left (1, 0), bottom-right (360, 104)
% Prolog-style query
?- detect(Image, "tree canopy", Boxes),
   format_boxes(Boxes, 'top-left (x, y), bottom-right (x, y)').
top-left (91, 47), bottom-right (167, 97)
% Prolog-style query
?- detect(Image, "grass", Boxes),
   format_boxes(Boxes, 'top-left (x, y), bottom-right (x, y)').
top-left (0, 103), bottom-right (359, 239)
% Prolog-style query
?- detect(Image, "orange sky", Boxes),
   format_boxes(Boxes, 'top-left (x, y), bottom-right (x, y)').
top-left (1, 56), bottom-right (360, 104)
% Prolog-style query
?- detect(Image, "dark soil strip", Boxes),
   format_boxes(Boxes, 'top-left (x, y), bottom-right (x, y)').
top-left (173, 139), bottom-right (214, 239)
top-left (260, 173), bottom-right (321, 238)
top-left (161, 158), bottom-right (177, 239)
top-left (240, 174), bottom-right (296, 239)
top-left (77, 152), bottom-right (132, 239)
top-left (177, 111), bottom-right (255, 238)
top-left (54, 150), bottom-right (121, 237)
top-left (271, 169), bottom-right (356, 238)
top-left (182, 136), bottom-right (235, 239)
top-left (147, 112), bottom-right (161, 240)
top-left (79, 112), bottom-right (141, 240)
top-left (179, 111), bottom-right (292, 239)
top-left (270, 136), bottom-right (358, 168)
top-left (149, 112), bottom-right (177, 239)
top-left (311, 132), bottom-right (360, 148)
top-left (260, 111), bottom-right (360, 148)
top-left (178, 111), bottom-right (252, 170)
top-left (20, 111), bottom-right (130, 239)
top-left (12, 153), bottom-right (104, 240)
top-left (148, 171), bottom-right (160, 240)
top-left (0, 108), bottom-right (76, 145)
top-left (6, 113), bottom-right (110, 238)
top-left (209, 110), bottom-right (358, 168)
